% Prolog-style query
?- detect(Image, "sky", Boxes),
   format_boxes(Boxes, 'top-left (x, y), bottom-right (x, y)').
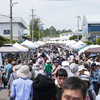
top-left (0, 0), bottom-right (100, 31)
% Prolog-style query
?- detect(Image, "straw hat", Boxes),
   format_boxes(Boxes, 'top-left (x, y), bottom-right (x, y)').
top-left (17, 65), bottom-right (31, 79)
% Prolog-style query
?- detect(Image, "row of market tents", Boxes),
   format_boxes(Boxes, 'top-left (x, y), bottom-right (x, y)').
top-left (47, 40), bottom-right (100, 55)
top-left (0, 39), bottom-right (100, 55)
top-left (0, 40), bottom-right (45, 53)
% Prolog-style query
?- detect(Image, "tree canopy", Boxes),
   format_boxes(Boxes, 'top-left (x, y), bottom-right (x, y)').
top-left (29, 18), bottom-right (72, 41)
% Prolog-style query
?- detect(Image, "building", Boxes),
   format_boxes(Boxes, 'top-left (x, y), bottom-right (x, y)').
top-left (82, 15), bottom-right (100, 40)
top-left (60, 32), bottom-right (74, 41)
top-left (0, 16), bottom-right (27, 40)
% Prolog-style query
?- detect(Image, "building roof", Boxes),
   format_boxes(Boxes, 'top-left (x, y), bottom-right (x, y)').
top-left (0, 16), bottom-right (27, 29)
top-left (85, 15), bottom-right (100, 24)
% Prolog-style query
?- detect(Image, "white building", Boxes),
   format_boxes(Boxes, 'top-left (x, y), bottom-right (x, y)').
top-left (48, 32), bottom-right (74, 43)
top-left (60, 32), bottom-right (74, 41)
top-left (82, 15), bottom-right (100, 40)
top-left (0, 16), bottom-right (27, 40)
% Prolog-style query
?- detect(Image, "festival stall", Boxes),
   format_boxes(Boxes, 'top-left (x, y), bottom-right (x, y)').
top-left (78, 45), bottom-right (100, 55)
top-left (13, 42), bottom-right (29, 52)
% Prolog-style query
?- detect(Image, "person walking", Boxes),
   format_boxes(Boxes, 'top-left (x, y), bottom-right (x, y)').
top-left (11, 65), bottom-right (33, 100)
top-left (45, 60), bottom-right (52, 78)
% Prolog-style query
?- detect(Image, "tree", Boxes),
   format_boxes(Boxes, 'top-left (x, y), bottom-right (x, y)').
top-left (29, 18), bottom-right (72, 40)
top-left (29, 18), bottom-right (40, 41)
top-left (83, 41), bottom-right (91, 45)
top-left (69, 35), bottom-right (82, 40)
top-left (0, 35), bottom-right (20, 47)
top-left (96, 38), bottom-right (100, 45)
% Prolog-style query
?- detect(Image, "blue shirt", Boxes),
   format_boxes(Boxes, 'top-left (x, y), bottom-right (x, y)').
top-left (4, 63), bottom-right (11, 78)
top-left (11, 78), bottom-right (33, 100)
top-left (98, 69), bottom-right (100, 84)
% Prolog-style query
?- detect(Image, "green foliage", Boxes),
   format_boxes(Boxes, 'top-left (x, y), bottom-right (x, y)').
top-left (61, 29), bottom-right (72, 33)
top-left (29, 18), bottom-right (72, 41)
top-left (30, 18), bottom-right (40, 41)
top-left (83, 38), bottom-right (100, 45)
top-left (96, 38), bottom-right (100, 45)
top-left (0, 36), bottom-right (10, 47)
top-left (69, 35), bottom-right (82, 40)
top-left (43, 26), bottom-right (72, 38)
top-left (0, 35), bottom-right (21, 47)
top-left (22, 35), bottom-right (31, 40)
top-left (83, 41), bottom-right (92, 45)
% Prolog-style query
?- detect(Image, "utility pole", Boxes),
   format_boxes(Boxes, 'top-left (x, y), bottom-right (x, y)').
top-left (38, 19), bottom-right (41, 40)
top-left (10, 0), bottom-right (18, 44)
top-left (10, 0), bottom-right (13, 44)
top-left (39, 26), bottom-right (40, 40)
top-left (76, 16), bottom-right (81, 41)
top-left (31, 9), bottom-right (34, 42)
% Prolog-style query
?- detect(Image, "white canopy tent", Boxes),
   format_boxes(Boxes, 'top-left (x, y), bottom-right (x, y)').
top-left (13, 43), bottom-right (29, 52)
top-left (58, 40), bottom-right (66, 44)
top-left (21, 40), bottom-right (35, 49)
top-left (74, 44), bottom-right (87, 50)
top-left (66, 40), bottom-right (77, 47)
top-left (71, 41), bottom-right (85, 49)
top-left (0, 46), bottom-right (22, 53)
top-left (34, 41), bottom-right (45, 47)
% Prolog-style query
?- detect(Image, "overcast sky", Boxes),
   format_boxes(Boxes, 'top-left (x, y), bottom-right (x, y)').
top-left (0, 0), bottom-right (100, 30)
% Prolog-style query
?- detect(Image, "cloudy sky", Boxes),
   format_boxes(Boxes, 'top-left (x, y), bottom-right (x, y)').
top-left (0, 0), bottom-right (100, 30)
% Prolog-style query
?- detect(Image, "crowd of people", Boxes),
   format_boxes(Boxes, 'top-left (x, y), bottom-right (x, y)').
top-left (0, 43), bottom-right (100, 100)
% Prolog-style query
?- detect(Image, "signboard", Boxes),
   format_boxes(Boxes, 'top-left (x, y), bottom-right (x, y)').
top-left (92, 36), bottom-right (96, 43)
top-left (4, 30), bottom-right (10, 34)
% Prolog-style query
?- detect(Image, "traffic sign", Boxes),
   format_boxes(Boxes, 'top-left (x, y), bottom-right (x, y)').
top-left (92, 36), bottom-right (96, 43)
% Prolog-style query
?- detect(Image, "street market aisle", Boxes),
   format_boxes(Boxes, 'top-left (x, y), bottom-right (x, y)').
top-left (0, 89), bottom-right (9, 100)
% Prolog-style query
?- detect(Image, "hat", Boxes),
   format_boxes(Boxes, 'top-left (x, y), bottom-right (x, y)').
top-left (37, 58), bottom-right (42, 64)
top-left (79, 74), bottom-right (89, 81)
top-left (46, 60), bottom-right (50, 63)
top-left (79, 60), bottom-right (83, 63)
top-left (53, 60), bottom-right (58, 63)
top-left (33, 74), bottom-right (57, 100)
top-left (13, 65), bottom-right (20, 72)
top-left (17, 65), bottom-right (31, 79)
top-left (62, 61), bottom-right (69, 67)
top-left (34, 63), bottom-right (42, 70)
top-left (78, 65), bottom-right (86, 72)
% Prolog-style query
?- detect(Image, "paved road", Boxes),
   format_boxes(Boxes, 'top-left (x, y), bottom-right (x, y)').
top-left (0, 89), bottom-right (9, 100)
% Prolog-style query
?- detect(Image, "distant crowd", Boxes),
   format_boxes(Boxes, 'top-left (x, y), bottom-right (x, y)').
top-left (0, 43), bottom-right (100, 100)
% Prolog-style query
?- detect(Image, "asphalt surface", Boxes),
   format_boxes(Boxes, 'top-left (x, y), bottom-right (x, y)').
top-left (0, 88), bottom-right (9, 100)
